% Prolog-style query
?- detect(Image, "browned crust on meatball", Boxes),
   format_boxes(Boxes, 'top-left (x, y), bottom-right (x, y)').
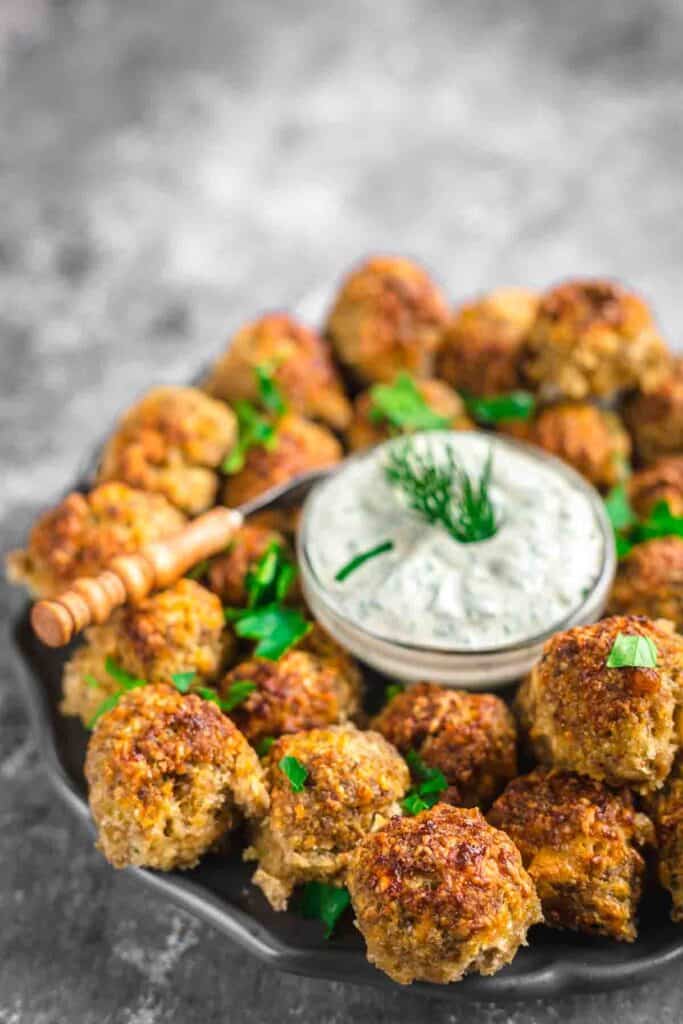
top-left (628, 457), bottom-right (683, 519)
top-left (500, 402), bottom-right (631, 490)
top-left (516, 615), bottom-right (683, 792)
top-left (522, 279), bottom-right (669, 400)
top-left (608, 538), bottom-right (683, 629)
top-left (85, 683), bottom-right (268, 870)
top-left (488, 769), bottom-right (653, 941)
top-left (6, 482), bottom-right (186, 598)
top-left (217, 648), bottom-right (362, 744)
top-left (326, 256), bottom-right (450, 385)
top-left (246, 724), bottom-right (409, 909)
top-left (206, 523), bottom-right (290, 606)
top-left (222, 412), bottom-right (342, 507)
top-left (62, 579), bottom-right (230, 725)
top-left (623, 358), bottom-right (683, 464)
top-left (346, 378), bottom-right (473, 451)
top-left (204, 313), bottom-right (351, 430)
top-left (649, 757), bottom-right (683, 921)
top-left (347, 803), bottom-right (542, 985)
top-left (437, 288), bottom-right (539, 396)
top-left (372, 682), bottom-right (517, 808)
top-left (97, 386), bottom-right (237, 514)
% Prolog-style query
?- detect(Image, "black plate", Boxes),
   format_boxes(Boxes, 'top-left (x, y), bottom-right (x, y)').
top-left (12, 610), bottom-right (683, 1001)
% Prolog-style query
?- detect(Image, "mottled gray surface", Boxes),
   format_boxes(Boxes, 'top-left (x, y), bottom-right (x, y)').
top-left (2, 0), bottom-right (683, 1020)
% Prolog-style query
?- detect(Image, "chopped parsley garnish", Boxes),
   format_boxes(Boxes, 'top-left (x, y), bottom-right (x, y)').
top-left (384, 682), bottom-right (404, 704)
top-left (464, 390), bottom-right (536, 426)
top-left (87, 657), bottom-right (147, 728)
top-left (385, 439), bottom-right (497, 543)
top-left (255, 363), bottom-right (287, 416)
top-left (604, 489), bottom-right (683, 560)
top-left (369, 373), bottom-right (450, 432)
top-left (221, 679), bottom-right (257, 711)
top-left (245, 541), bottom-right (297, 608)
top-left (607, 633), bottom-right (658, 669)
top-left (279, 755), bottom-right (308, 792)
top-left (195, 686), bottom-right (223, 706)
top-left (170, 671), bottom-right (196, 693)
top-left (234, 605), bottom-right (311, 660)
top-left (401, 749), bottom-right (448, 815)
top-left (301, 882), bottom-right (350, 938)
top-left (605, 483), bottom-right (636, 533)
top-left (85, 674), bottom-right (101, 689)
top-left (334, 540), bottom-right (394, 582)
top-left (255, 736), bottom-right (276, 758)
top-left (222, 400), bottom-right (277, 475)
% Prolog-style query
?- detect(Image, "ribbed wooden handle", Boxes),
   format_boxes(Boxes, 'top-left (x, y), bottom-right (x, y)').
top-left (30, 506), bottom-right (244, 647)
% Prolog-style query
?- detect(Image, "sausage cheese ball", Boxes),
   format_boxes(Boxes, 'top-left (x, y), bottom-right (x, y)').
top-left (372, 683), bottom-right (517, 809)
top-left (86, 684), bottom-right (268, 870)
top-left (222, 411), bottom-right (342, 507)
top-left (501, 402), bottom-right (631, 490)
top-left (203, 313), bottom-right (351, 430)
top-left (628, 457), bottom-right (683, 519)
top-left (649, 757), bottom-right (683, 921)
top-left (217, 648), bottom-right (362, 745)
top-left (436, 288), bottom-right (539, 396)
top-left (6, 482), bottom-right (186, 598)
top-left (98, 386), bottom-right (237, 515)
top-left (523, 279), bottom-right (669, 400)
top-left (206, 522), bottom-right (291, 607)
top-left (608, 538), bottom-right (683, 630)
top-left (325, 256), bottom-right (450, 384)
top-left (346, 378), bottom-right (472, 452)
top-left (347, 804), bottom-right (542, 985)
top-left (623, 357), bottom-right (683, 463)
top-left (62, 579), bottom-right (230, 725)
top-left (488, 770), bottom-right (653, 941)
top-left (517, 615), bottom-right (683, 792)
top-left (247, 724), bottom-right (409, 910)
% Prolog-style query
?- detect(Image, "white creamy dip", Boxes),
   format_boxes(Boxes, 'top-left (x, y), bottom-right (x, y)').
top-left (300, 431), bottom-right (607, 653)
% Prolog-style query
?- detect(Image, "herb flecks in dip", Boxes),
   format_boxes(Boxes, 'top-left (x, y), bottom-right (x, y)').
top-left (303, 431), bottom-right (605, 652)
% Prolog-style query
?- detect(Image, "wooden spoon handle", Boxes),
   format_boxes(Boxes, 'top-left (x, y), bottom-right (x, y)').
top-left (30, 506), bottom-right (243, 647)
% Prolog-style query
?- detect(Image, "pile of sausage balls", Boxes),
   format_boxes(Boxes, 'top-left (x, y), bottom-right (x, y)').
top-left (9, 256), bottom-right (683, 987)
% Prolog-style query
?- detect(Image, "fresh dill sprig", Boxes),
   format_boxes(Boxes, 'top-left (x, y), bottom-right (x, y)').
top-left (384, 440), bottom-right (497, 543)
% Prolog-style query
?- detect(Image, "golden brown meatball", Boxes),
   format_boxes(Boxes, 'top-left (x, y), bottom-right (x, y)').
top-left (217, 648), bottom-right (362, 745)
top-left (608, 538), bottom-right (683, 629)
top-left (517, 615), bottom-right (683, 792)
top-left (623, 358), bottom-right (683, 463)
top-left (437, 288), bottom-right (539, 396)
top-left (326, 256), bottom-right (450, 384)
top-left (372, 683), bottom-right (517, 809)
top-left (97, 386), bottom-right (237, 515)
top-left (222, 411), bottom-right (342, 507)
top-left (347, 803), bottom-right (542, 985)
top-left (649, 756), bottom-right (683, 921)
top-left (85, 683), bottom-right (268, 870)
top-left (628, 457), bottom-right (683, 519)
top-left (62, 579), bottom-right (230, 725)
top-left (488, 770), bottom-right (653, 941)
top-left (203, 313), bottom-right (351, 430)
top-left (246, 724), bottom-right (409, 909)
top-left (206, 522), bottom-right (291, 606)
top-left (523, 279), bottom-right (669, 400)
top-left (346, 378), bottom-right (472, 451)
top-left (500, 402), bottom-right (631, 490)
top-left (6, 482), bottom-right (186, 598)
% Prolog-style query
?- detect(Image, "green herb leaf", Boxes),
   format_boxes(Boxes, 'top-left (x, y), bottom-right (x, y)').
top-left (170, 671), bottom-right (196, 694)
top-left (606, 633), bottom-right (658, 669)
top-left (384, 682), bottom-right (404, 704)
top-left (104, 657), bottom-right (146, 690)
top-left (637, 501), bottom-right (683, 542)
top-left (301, 882), bottom-right (351, 938)
top-left (464, 390), bottom-right (536, 425)
top-left (245, 541), bottom-right (297, 609)
top-left (615, 534), bottom-right (635, 559)
top-left (369, 373), bottom-right (450, 432)
top-left (255, 736), bottom-right (276, 758)
top-left (255, 364), bottom-right (287, 416)
top-left (85, 674), bottom-right (101, 690)
top-left (385, 440), bottom-right (497, 544)
top-left (401, 749), bottom-right (448, 814)
top-left (196, 686), bottom-right (222, 706)
top-left (401, 790), bottom-right (441, 815)
top-left (87, 694), bottom-right (122, 730)
top-left (221, 679), bottom-right (257, 712)
top-left (222, 400), bottom-right (277, 474)
top-left (279, 755), bottom-right (308, 792)
top-left (186, 559), bottom-right (210, 581)
top-left (234, 605), bottom-right (311, 660)
top-left (605, 484), bottom-right (636, 532)
top-left (334, 540), bottom-right (395, 582)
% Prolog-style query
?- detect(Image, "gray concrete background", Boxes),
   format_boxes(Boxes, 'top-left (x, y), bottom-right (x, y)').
top-left (2, 1), bottom-right (683, 1021)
